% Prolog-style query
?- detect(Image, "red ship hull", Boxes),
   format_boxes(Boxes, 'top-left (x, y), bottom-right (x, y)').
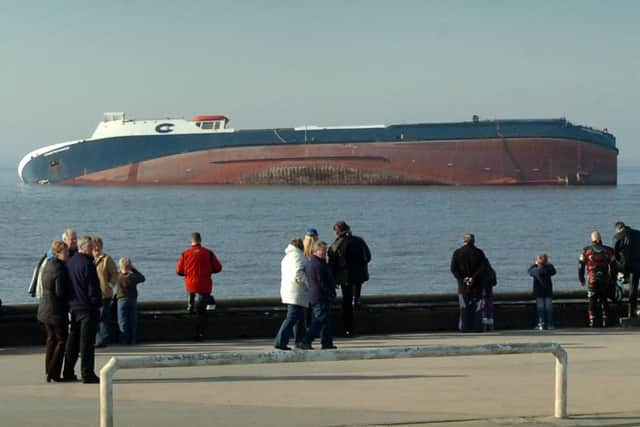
top-left (66, 138), bottom-right (617, 186)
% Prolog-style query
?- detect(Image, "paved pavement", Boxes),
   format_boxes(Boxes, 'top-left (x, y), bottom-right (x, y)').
top-left (1, 329), bottom-right (640, 426)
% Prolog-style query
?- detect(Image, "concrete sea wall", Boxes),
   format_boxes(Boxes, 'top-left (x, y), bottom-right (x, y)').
top-left (0, 290), bottom-right (626, 346)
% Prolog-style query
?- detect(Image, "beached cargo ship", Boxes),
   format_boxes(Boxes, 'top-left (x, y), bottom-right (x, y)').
top-left (18, 113), bottom-right (617, 185)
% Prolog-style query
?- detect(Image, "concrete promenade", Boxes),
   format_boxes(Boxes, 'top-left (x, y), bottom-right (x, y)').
top-left (1, 329), bottom-right (640, 426)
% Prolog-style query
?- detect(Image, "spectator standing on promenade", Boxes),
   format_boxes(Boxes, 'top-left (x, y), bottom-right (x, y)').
top-left (274, 238), bottom-right (308, 350)
top-left (451, 233), bottom-right (487, 332)
top-left (92, 236), bottom-right (118, 348)
top-left (480, 258), bottom-right (497, 331)
top-left (528, 253), bottom-right (557, 330)
top-left (63, 236), bottom-right (102, 384)
top-left (303, 228), bottom-right (319, 258)
top-left (328, 220), bottom-right (371, 337)
top-left (36, 241), bottom-right (70, 383)
top-left (613, 222), bottom-right (640, 318)
top-left (579, 231), bottom-right (616, 328)
top-left (176, 232), bottom-right (222, 341)
top-left (62, 228), bottom-right (78, 257)
top-left (299, 240), bottom-right (336, 350)
top-left (28, 228), bottom-right (77, 298)
top-left (115, 257), bottom-right (145, 345)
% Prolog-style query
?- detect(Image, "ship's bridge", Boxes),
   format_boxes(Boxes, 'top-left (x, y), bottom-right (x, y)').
top-left (89, 113), bottom-right (234, 139)
top-left (192, 115), bottom-right (229, 131)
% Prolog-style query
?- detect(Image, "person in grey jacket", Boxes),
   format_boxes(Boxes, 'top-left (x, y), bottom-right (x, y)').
top-left (37, 241), bottom-right (70, 383)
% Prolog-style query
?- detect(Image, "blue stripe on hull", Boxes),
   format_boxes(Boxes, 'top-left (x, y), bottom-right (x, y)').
top-left (20, 119), bottom-right (616, 184)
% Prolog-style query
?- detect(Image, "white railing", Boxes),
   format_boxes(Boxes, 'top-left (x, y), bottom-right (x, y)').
top-left (100, 342), bottom-right (568, 427)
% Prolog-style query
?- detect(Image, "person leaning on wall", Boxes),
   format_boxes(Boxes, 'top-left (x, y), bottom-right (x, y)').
top-left (176, 232), bottom-right (222, 342)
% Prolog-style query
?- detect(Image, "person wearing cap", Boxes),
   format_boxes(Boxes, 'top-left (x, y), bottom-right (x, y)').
top-left (328, 220), bottom-right (371, 337)
top-left (303, 228), bottom-right (319, 258)
top-left (176, 232), bottom-right (222, 341)
top-left (613, 222), bottom-right (640, 318)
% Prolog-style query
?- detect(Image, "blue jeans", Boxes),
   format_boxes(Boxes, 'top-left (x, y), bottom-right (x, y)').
top-left (117, 298), bottom-right (138, 344)
top-left (274, 304), bottom-right (306, 348)
top-left (536, 297), bottom-right (554, 328)
top-left (304, 303), bottom-right (333, 347)
top-left (96, 298), bottom-right (112, 345)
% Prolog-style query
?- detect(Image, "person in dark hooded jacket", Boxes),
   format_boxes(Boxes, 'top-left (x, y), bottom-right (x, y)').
top-left (37, 240), bottom-right (70, 382)
top-left (328, 220), bottom-right (371, 337)
top-left (613, 222), bottom-right (640, 318)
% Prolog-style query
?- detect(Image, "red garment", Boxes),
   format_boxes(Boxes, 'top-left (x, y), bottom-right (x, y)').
top-left (176, 244), bottom-right (222, 294)
top-left (579, 244), bottom-right (615, 287)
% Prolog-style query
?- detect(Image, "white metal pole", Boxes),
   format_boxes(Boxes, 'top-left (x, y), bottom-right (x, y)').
top-left (100, 357), bottom-right (118, 427)
top-left (553, 346), bottom-right (568, 418)
top-left (98, 343), bottom-right (567, 424)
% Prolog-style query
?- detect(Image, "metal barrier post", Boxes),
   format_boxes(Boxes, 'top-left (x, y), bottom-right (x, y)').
top-left (99, 342), bottom-right (568, 427)
top-left (553, 346), bottom-right (568, 418)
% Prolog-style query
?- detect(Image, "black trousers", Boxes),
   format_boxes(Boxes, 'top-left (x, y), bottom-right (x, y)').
top-left (587, 287), bottom-right (608, 322)
top-left (458, 293), bottom-right (482, 332)
top-left (44, 322), bottom-right (68, 379)
top-left (188, 293), bottom-right (211, 338)
top-left (340, 282), bottom-right (363, 334)
top-left (63, 310), bottom-right (99, 379)
top-left (628, 272), bottom-right (639, 317)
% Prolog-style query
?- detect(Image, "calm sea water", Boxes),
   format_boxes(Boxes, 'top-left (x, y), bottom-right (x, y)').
top-left (2, 163), bottom-right (640, 306)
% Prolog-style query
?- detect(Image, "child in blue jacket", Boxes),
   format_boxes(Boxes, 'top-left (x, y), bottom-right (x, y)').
top-left (528, 253), bottom-right (556, 330)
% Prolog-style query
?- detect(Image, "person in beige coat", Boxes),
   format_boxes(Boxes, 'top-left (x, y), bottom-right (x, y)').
top-left (92, 236), bottom-right (119, 347)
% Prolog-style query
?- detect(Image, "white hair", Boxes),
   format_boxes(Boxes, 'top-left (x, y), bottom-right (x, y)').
top-left (62, 228), bottom-right (76, 241)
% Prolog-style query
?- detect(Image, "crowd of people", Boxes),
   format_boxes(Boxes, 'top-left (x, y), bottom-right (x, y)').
top-left (450, 221), bottom-right (640, 332)
top-left (28, 219), bottom-right (640, 382)
top-left (31, 229), bottom-right (147, 383)
top-left (31, 228), bottom-right (223, 384)
top-left (273, 221), bottom-right (371, 350)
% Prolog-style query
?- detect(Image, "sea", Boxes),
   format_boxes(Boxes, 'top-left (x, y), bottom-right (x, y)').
top-left (2, 162), bottom-right (640, 306)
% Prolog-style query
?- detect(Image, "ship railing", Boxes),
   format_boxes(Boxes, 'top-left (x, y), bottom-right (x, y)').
top-left (99, 342), bottom-right (568, 427)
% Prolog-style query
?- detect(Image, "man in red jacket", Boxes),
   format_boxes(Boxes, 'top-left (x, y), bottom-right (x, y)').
top-left (176, 232), bottom-right (222, 341)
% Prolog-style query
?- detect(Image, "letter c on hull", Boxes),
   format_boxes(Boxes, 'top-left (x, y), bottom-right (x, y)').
top-left (155, 123), bottom-right (174, 133)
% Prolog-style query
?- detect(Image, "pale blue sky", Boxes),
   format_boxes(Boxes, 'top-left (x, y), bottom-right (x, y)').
top-left (1, 0), bottom-right (639, 167)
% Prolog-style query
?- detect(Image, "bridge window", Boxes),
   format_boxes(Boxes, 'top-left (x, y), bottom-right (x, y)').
top-left (201, 121), bottom-right (214, 130)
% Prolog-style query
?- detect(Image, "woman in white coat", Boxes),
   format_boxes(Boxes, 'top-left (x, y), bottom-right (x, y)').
top-left (274, 238), bottom-right (309, 350)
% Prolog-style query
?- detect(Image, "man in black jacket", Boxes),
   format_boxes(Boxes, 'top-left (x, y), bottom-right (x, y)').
top-left (328, 220), bottom-right (371, 337)
top-left (63, 236), bottom-right (102, 384)
top-left (450, 234), bottom-right (487, 332)
top-left (613, 222), bottom-right (640, 318)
